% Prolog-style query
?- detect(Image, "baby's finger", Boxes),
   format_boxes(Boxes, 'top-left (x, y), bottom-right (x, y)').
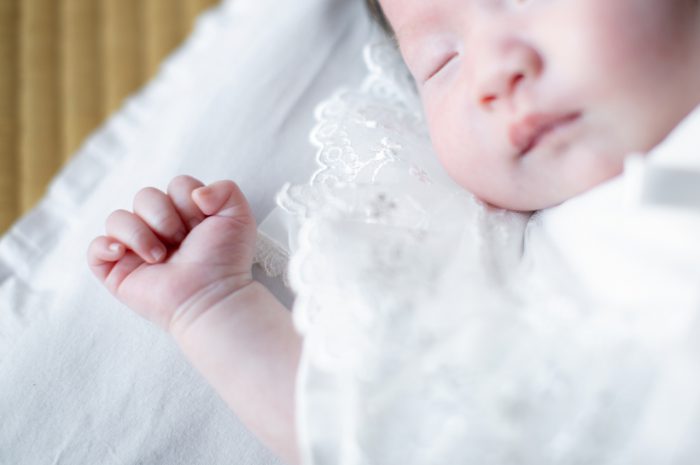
top-left (132, 187), bottom-right (187, 244)
top-left (87, 236), bottom-right (126, 282)
top-left (103, 250), bottom-right (149, 295)
top-left (192, 180), bottom-right (254, 221)
top-left (167, 175), bottom-right (207, 230)
top-left (105, 209), bottom-right (168, 264)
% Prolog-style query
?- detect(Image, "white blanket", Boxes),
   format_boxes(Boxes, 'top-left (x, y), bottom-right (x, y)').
top-left (0, 1), bottom-right (372, 463)
top-left (270, 38), bottom-right (700, 464)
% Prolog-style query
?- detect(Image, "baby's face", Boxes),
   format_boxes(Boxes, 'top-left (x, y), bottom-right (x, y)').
top-left (379, 0), bottom-right (700, 210)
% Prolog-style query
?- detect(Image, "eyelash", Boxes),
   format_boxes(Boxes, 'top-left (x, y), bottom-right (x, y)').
top-left (426, 52), bottom-right (459, 82)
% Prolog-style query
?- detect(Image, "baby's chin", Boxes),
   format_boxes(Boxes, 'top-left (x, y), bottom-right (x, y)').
top-left (494, 151), bottom-right (630, 211)
top-left (477, 195), bottom-right (564, 213)
top-left (477, 172), bottom-right (623, 212)
top-left (470, 172), bottom-right (607, 212)
top-left (464, 183), bottom-right (551, 212)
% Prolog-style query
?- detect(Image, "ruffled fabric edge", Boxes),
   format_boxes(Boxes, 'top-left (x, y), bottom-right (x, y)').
top-left (252, 37), bottom-right (424, 290)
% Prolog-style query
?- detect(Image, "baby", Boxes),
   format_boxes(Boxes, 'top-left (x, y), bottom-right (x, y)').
top-left (86, 1), bottom-right (700, 464)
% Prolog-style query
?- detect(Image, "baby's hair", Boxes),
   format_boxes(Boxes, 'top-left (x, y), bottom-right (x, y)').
top-left (365, 0), bottom-right (394, 36)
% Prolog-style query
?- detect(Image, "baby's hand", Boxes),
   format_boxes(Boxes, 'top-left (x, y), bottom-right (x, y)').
top-left (87, 175), bottom-right (258, 332)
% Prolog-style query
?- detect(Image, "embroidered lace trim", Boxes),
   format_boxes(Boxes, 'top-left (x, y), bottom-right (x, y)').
top-left (253, 231), bottom-right (290, 286)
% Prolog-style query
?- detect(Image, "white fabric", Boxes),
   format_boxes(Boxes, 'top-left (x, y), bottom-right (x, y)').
top-left (0, 1), bottom-right (373, 463)
top-left (275, 37), bottom-right (700, 465)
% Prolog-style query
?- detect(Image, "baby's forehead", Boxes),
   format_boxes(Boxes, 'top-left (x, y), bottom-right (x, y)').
top-left (388, 1), bottom-right (475, 45)
top-left (389, 0), bottom-right (518, 35)
top-left (389, 10), bottom-right (445, 50)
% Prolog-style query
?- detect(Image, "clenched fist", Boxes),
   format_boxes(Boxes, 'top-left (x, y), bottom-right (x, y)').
top-left (87, 175), bottom-right (258, 332)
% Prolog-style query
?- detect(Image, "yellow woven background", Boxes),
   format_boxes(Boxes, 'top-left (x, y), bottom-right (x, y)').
top-left (0, 0), bottom-right (219, 234)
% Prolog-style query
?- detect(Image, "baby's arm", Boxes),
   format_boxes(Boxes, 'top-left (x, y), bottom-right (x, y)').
top-left (172, 282), bottom-right (302, 465)
top-left (86, 176), bottom-right (301, 465)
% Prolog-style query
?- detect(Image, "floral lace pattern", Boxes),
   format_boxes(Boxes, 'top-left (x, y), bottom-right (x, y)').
top-left (277, 38), bottom-right (488, 335)
top-left (277, 38), bottom-right (458, 214)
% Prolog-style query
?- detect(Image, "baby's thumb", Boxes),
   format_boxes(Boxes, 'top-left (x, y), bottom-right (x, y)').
top-left (192, 180), bottom-right (253, 221)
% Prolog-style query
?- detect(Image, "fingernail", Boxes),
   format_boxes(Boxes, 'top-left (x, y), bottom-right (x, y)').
top-left (150, 246), bottom-right (166, 262)
top-left (195, 186), bottom-right (211, 196)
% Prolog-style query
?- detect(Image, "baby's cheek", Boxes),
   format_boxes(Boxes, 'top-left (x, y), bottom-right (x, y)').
top-left (586, 1), bottom-right (679, 81)
top-left (424, 86), bottom-right (512, 192)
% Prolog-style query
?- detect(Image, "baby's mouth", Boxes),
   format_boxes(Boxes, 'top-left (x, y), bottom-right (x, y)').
top-left (510, 112), bottom-right (581, 157)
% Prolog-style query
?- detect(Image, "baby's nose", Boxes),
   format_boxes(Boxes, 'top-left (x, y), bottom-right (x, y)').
top-left (474, 39), bottom-right (543, 111)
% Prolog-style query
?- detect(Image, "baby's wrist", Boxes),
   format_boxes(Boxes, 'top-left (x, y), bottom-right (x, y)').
top-left (168, 275), bottom-right (257, 336)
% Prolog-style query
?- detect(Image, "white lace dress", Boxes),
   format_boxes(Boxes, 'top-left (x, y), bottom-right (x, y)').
top-left (255, 38), bottom-right (700, 465)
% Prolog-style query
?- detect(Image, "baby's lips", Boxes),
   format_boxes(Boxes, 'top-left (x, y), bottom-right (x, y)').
top-left (509, 112), bottom-right (581, 156)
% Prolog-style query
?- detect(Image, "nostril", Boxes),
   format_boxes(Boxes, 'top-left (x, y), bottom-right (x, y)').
top-left (509, 73), bottom-right (525, 92)
top-left (480, 94), bottom-right (498, 108)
